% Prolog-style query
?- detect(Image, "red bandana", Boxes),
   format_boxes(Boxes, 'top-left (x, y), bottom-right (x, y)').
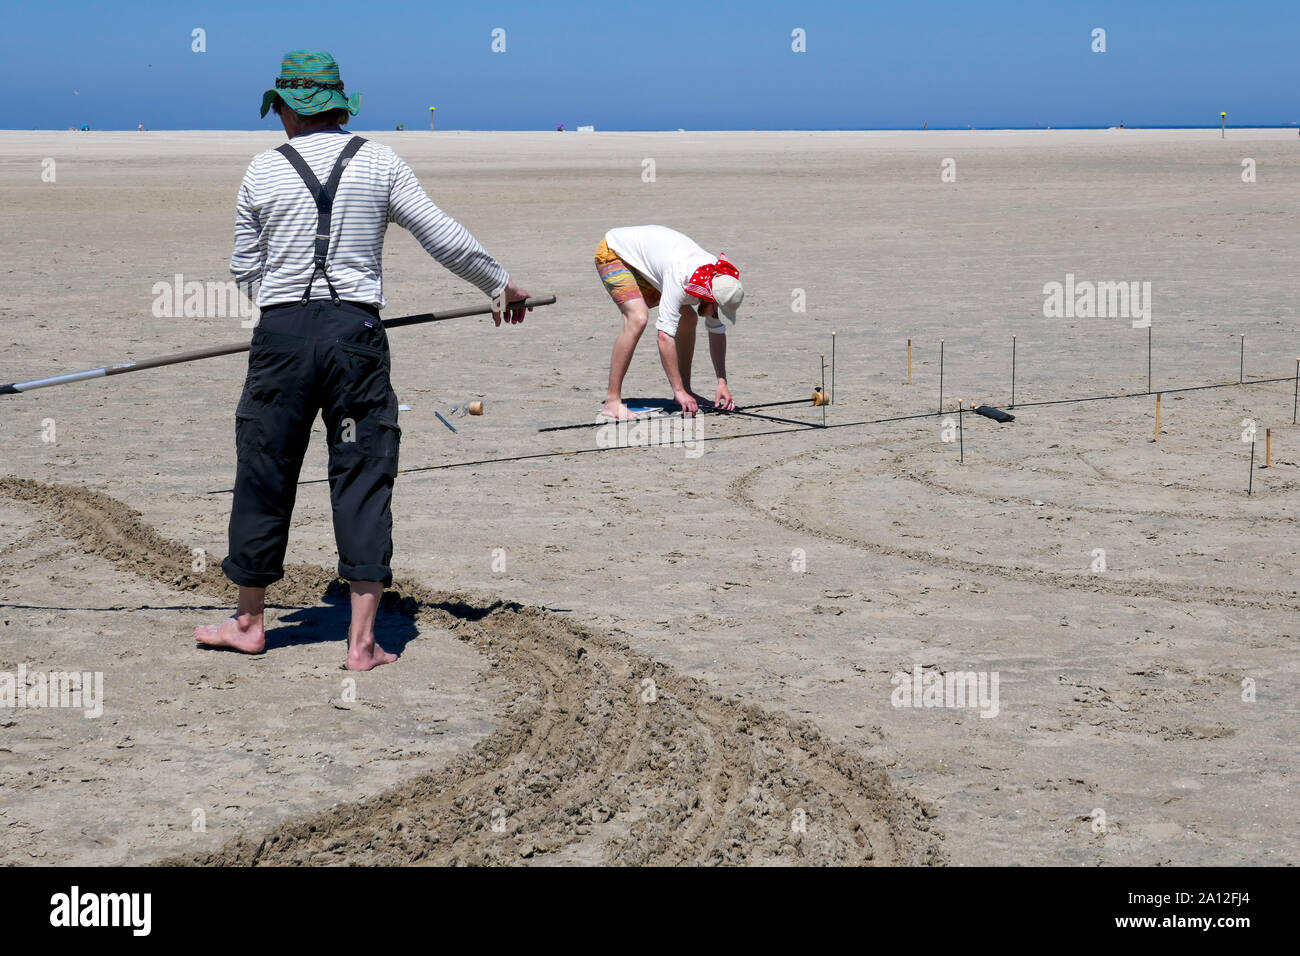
top-left (685, 255), bottom-right (739, 302)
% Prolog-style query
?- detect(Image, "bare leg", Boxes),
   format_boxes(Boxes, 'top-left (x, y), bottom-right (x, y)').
top-left (603, 298), bottom-right (649, 419)
top-left (345, 581), bottom-right (398, 671)
top-left (195, 586), bottom-right (267, 653)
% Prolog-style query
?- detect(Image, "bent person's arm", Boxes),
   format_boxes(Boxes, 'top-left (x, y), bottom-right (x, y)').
top-left (387, 157), bottom-right (509, 298)
top-left (709, 330), bottom-right (734, 409)
top-left (658, 331), bottom-right (697, 414)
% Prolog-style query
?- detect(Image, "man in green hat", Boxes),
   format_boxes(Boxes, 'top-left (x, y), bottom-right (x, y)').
top-left (196, 51), bottom-right (533, 670)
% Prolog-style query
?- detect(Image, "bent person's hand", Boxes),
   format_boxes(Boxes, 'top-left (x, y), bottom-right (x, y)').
top-left (675, 390), bottom-right (699, 416)
top-left (715, 382), bottom-right (736, 411)
top-left (493, 280), bottom-right (533, 326)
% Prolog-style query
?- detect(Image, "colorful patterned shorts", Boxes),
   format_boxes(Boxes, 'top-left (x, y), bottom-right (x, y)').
top-left (595, 238), bottom-right (661, 309)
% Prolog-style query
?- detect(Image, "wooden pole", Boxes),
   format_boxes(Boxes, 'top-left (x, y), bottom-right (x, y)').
top-left (907, 339), bottom-right (912, 385)
top-left (1154, 392), bottom-right (1162, 442)
top-left (1265, 428), bottom-right (1271, 468)
top-left (0, 295), bottom-right (558, 395)
top-left (1239, 334), bottom-right (1245, 384)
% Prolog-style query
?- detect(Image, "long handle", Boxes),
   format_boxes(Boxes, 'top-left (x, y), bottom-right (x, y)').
top-left (0, 295), bottom-right (557, 395)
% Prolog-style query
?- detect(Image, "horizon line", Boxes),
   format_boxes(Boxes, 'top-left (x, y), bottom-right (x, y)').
top-left (7, 124), bottom-right (1300, 133)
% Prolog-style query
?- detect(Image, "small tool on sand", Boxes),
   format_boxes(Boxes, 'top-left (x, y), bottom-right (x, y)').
top-left (434, 410), bottom-right (457, 433)
top-left (974, 404), bottom-right (1014, 423)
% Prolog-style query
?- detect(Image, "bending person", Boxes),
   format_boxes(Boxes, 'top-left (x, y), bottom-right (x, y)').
top-left (594, 225), bottom-right (743, 418)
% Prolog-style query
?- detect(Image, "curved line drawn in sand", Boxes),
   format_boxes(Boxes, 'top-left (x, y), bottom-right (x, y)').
top-left (0, 477), bottom-right (942, 866)
top-left (897, 455), bottom-right (1298, 519)
top-left (730, 446), bottom-right (1300, 613)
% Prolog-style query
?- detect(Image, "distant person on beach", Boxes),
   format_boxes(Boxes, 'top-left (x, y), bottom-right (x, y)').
top-left (594, 224), bottom-right (743, 419)
top-left (195, 50), bottom-right (533, 670)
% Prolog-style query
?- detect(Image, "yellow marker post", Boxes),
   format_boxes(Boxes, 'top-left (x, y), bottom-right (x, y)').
top-left (1220, 111), bottom-right (1226, 139)
top-left (429, 106), bottom-right (436, 131)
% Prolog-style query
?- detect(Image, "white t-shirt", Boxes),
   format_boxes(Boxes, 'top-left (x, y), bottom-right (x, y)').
top-left (604, 225), bottom-right (727, 337)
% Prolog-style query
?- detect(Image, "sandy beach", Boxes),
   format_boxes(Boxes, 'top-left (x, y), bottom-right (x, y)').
top-left (1, 128), bottom-right (1296, 865)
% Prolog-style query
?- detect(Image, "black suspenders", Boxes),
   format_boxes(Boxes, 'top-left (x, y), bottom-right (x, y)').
top-left (274, 135), bottom-right (367, 305)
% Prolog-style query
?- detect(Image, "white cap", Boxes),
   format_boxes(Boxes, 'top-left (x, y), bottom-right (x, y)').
top-left (711, 274), bottom-right (744, 324)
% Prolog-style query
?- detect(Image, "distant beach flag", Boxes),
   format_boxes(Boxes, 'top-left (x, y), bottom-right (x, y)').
top-left (429, 106), bottom-right (436, 131)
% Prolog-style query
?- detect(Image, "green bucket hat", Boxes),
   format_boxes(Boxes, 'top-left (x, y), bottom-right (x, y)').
top-left (260, 50), bottom-right (362, 119)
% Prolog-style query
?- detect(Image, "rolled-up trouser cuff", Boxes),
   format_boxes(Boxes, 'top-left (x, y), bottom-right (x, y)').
top-left (222, 555), bottom-right (283, 588)
top-left (339, 562), bottom-right (392, 588)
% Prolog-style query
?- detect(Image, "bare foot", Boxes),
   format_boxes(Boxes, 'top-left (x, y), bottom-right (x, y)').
top-left (195, 614), bottom-right (266, 654)
top-left (600, 400), bottom-right (640, 421)
top-left (347, 638), bottom-right (398, 671)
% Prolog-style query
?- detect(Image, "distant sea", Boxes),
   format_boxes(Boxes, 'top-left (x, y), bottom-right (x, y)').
top-left (14, 124), bottom-right (1300, 132)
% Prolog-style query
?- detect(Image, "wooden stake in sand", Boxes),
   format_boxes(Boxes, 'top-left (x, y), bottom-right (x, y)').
top-left (907, 338), bottom-right (912, 385)
top-left (1147, 326), bottom-right (1152, 394)
top-left (938, 339), bottom-right (945, 414)
top-left (1293, 359), bottom-right (1298, 425)
top-left (1239, 334), bottom-right (1245, 384)
top-left (1010, 334), bottom-right (1017, 408)
top-left (831, 331), bottom-right (836, 404)
top-left (957, 401), bottom-right (964, 464)
top-left (1154, 392), bottom-right (1162, 442)
top-left (820, 353), bottom-right (827, 426)
top-left (1266, 428), bottom-right (1271, 468)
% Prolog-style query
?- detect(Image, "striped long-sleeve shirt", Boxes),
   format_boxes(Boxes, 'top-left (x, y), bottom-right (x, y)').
top-left (231, 129), bottom-right (509, 308)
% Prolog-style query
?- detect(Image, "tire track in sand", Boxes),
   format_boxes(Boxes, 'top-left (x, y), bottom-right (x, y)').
top-left (0, 476), bottom-right (941, 866)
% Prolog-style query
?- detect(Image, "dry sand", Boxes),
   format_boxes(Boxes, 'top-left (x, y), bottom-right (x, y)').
top-left (0, 129), bottom-right (1296, 865)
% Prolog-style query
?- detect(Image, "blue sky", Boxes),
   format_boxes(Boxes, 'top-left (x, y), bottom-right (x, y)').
top-left (1, 0), bottom-right (1296, 130)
